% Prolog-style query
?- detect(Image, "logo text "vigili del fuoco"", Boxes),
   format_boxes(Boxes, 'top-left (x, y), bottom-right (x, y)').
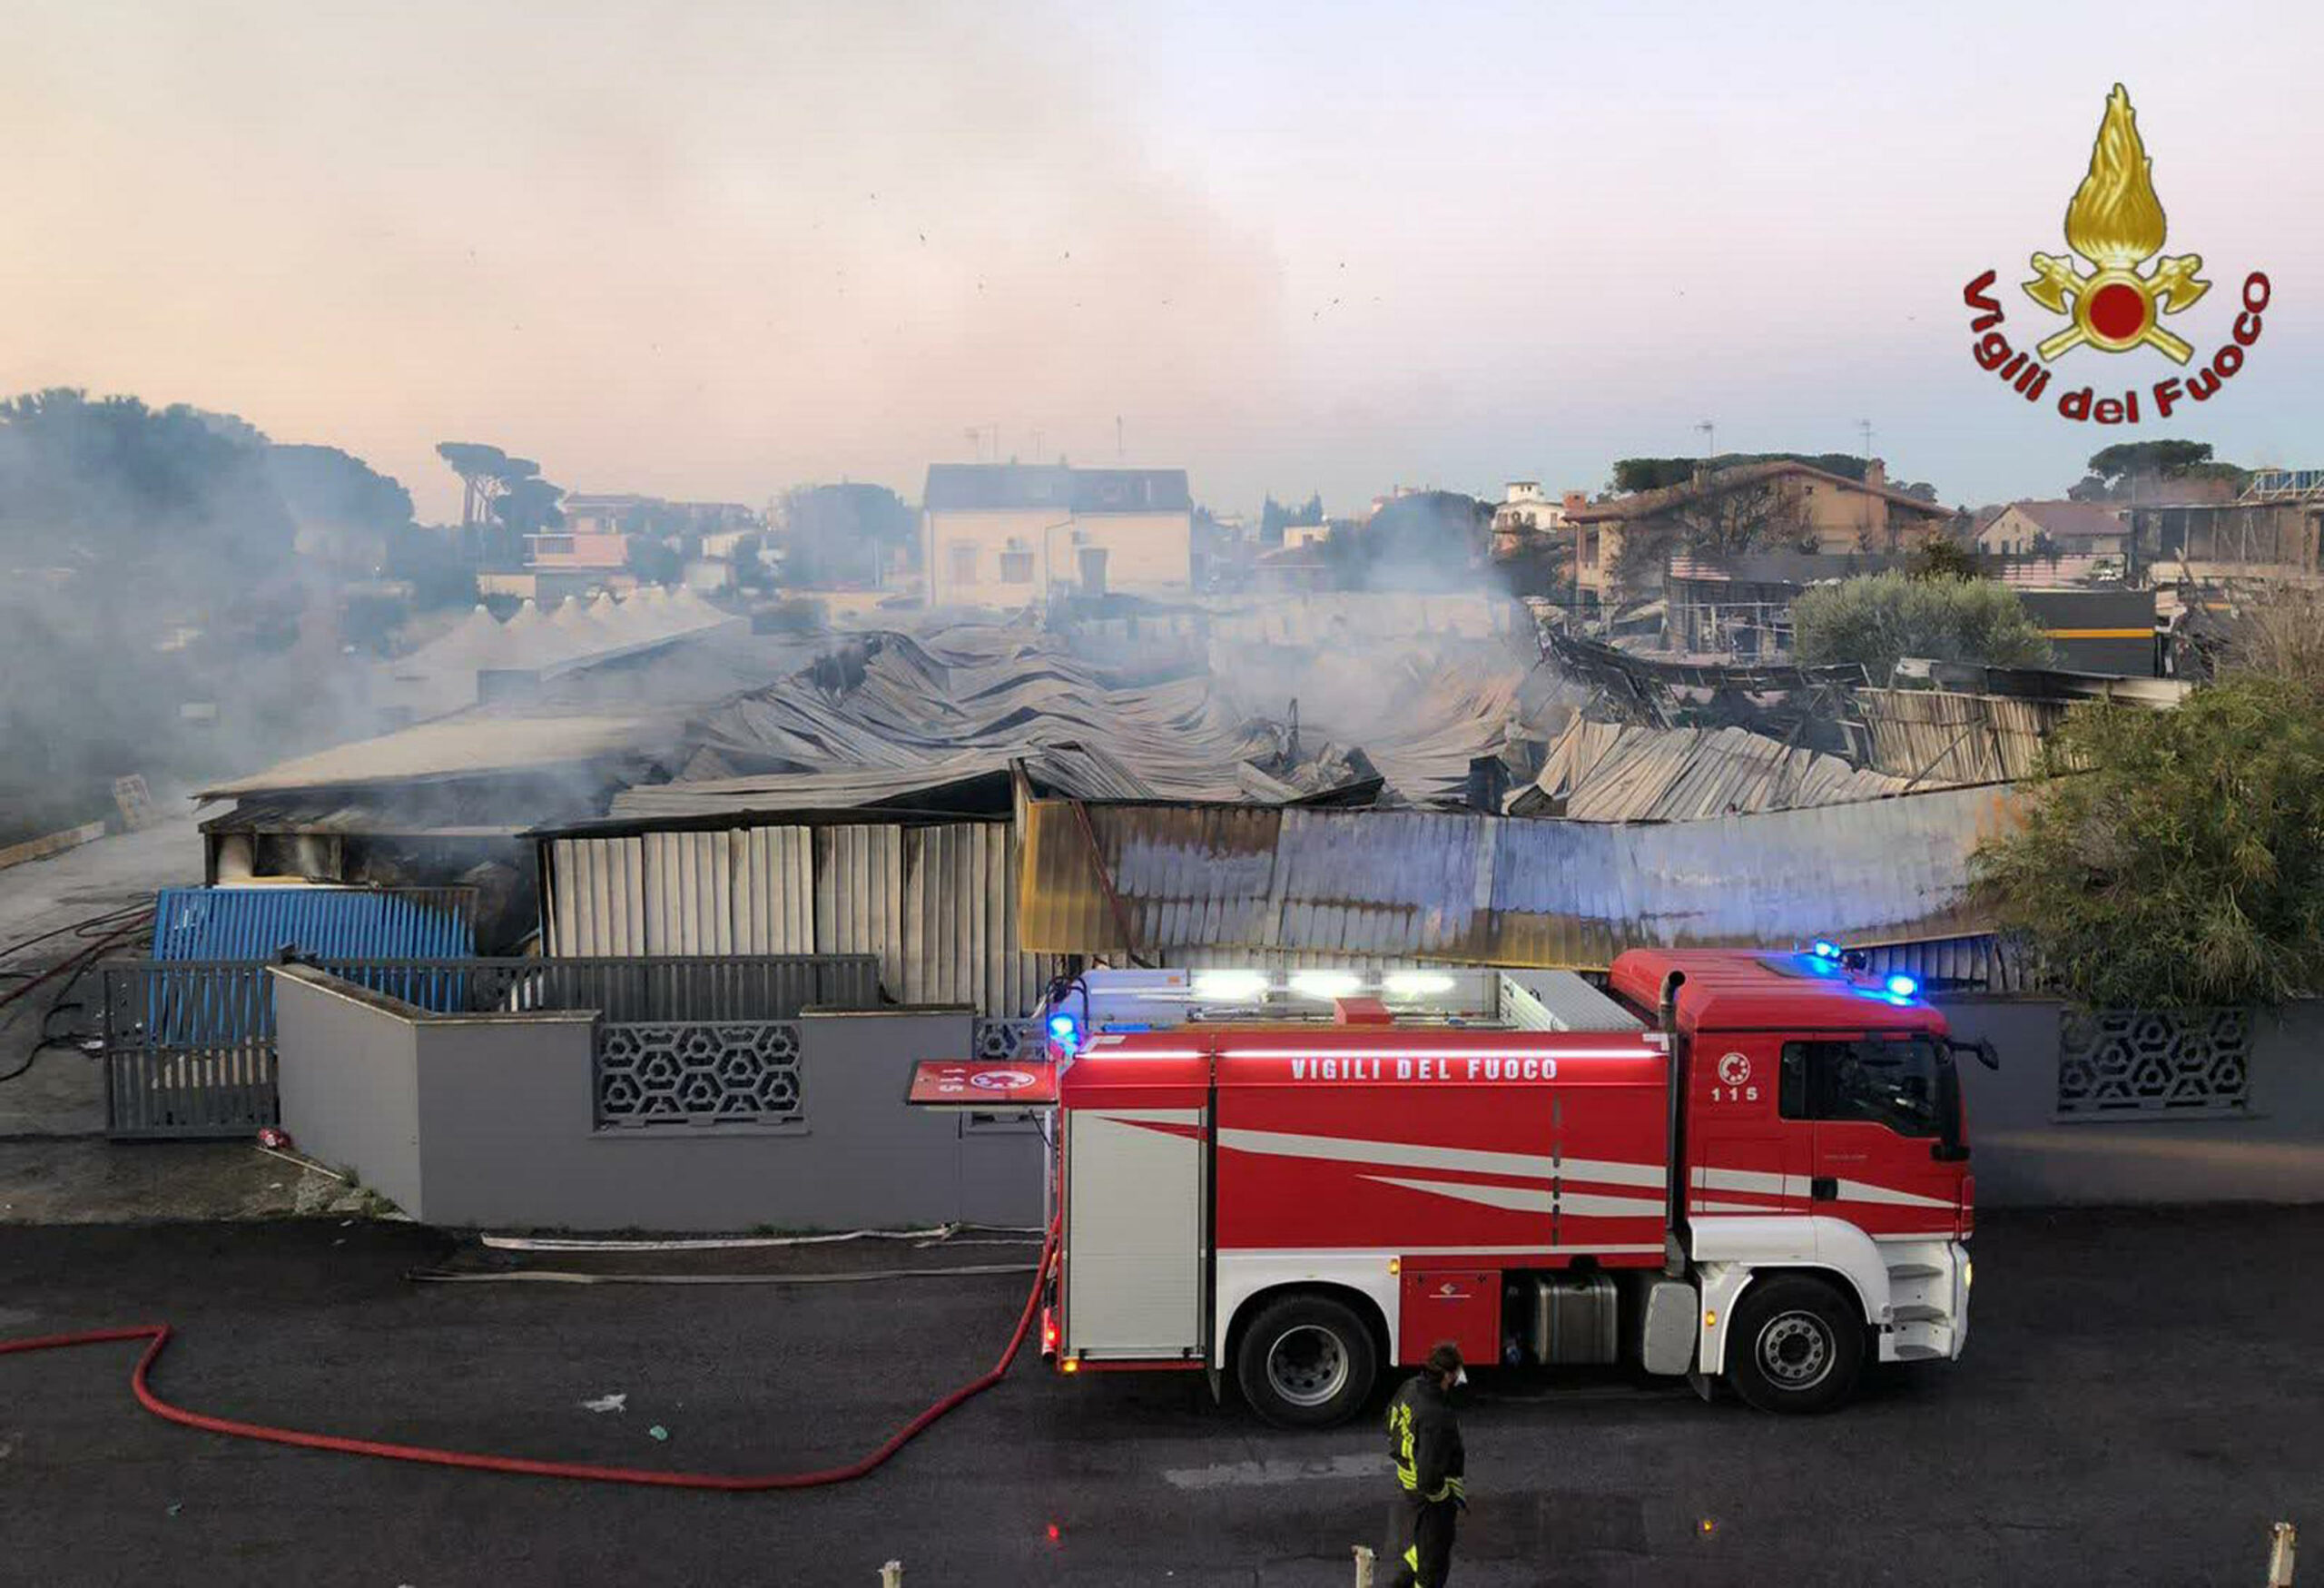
top-left (1964, 84), bottom-right (2269, 426)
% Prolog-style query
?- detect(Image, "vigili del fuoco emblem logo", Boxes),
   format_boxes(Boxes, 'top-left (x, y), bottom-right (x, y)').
top-left (1963, 84), bottom-right (2269, 425)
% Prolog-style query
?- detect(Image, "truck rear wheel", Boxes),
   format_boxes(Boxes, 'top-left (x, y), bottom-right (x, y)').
top-left (1724, 1275), bottom-right (1864, 1415)
top-left (1235, 1293), bottom-right (1378, 1429)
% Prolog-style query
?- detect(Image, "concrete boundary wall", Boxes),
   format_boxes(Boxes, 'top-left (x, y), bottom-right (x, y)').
top-left (1941, 998), bottom-right (2324, 1206)
top-left (271, 966), bottom-right (1043, 1232)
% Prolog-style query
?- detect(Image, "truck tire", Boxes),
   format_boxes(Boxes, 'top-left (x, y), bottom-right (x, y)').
top-left (1235, 1293), bottom-right (1379, 1429)
top-left (1723, 1275), bottom-right (1864, 1415)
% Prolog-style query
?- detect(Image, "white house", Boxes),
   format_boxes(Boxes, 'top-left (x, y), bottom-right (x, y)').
top-left (921, 464), bottom-right (1193, 607)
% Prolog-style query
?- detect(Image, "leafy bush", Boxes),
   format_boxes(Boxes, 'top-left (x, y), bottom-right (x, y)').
top-left (1792, 571), bottom-right (2050, 678)
top-left (1971, 676), bottom-right (2324, 1005)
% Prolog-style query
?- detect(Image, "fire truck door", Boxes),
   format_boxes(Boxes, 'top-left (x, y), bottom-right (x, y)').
top-left (1785, 1035), bottom-right (1961, 1237)
top-left (1687, 1033), bottom-right (1807, 1218)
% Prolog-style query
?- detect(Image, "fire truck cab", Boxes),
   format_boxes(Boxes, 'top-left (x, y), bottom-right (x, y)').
top-left (1033, 949), bottom-right (1985, 1425)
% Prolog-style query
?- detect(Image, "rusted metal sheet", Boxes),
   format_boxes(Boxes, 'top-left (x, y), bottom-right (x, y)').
top-left (1019, 786), bottom-right (2023, 969)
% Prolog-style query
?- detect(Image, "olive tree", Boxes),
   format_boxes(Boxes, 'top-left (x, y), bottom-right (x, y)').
top-left (1792, 570), bottom-right (2050, 680)
top-left (1970, 676), bottom-right (2324, 1006)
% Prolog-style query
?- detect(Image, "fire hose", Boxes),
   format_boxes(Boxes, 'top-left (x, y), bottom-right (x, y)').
top-left (0, 1219), bottom-right (1059, 1491)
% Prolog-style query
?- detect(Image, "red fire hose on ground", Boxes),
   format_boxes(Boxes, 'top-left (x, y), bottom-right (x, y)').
top-left (0, 1221), bottom-right (1058, 1491)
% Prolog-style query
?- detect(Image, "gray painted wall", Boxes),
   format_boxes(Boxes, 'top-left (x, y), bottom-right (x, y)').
top-left (274, 972), bottom-right (427, 1213)
top-left (276, 965), bottom-right (2324, 1228)
top-left (1941, 998), bottom-right (2324, 1206)
top-left (272, 967), bottom-right (1045, 1232)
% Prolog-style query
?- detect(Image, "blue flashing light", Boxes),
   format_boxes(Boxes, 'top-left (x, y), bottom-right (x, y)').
top-left (1048, 1013), bottom-right (1079, 1046)
top-left (1884, 973), bottom-right (1920, 1000)
top-left (1811, 940), bottom-right (1841, 960)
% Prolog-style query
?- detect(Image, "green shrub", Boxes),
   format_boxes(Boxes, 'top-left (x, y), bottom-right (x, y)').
top-left (1793, 571), bottom-right (2051, 679)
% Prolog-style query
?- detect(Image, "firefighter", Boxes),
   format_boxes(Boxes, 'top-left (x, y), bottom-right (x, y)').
top-left (1383, 1341), bottom-right (1467, 1587)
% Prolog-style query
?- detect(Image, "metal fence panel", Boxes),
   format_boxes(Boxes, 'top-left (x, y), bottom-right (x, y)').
top-left (547, 838), bottom-right (645, 956)
top-left (644, 831), bottom-right (734, 955)
top-left (735, 825), bottom-right (815, 953)
top-left (103, 963), bottom-right (280, 1139)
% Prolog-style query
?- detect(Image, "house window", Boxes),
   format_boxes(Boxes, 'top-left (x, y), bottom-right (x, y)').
top-left (948, 542), bottom-right (978, 586)
top-left (999, 550), bottom-right (1034, 584)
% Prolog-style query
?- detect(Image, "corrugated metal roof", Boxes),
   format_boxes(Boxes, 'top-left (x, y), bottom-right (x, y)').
top-left (601, 623), bottom-right (1503, 818)
top-left (1019, 786), bottom-right (2022, 969)
top-left (202, 712), bottom-right (679, 797)
top-left (153, 886), bottom-right (477, 961)
top-left (1855, 689), bottom-right (2065, 783)
top-left (1512, 720), bottom-right (1919, 821)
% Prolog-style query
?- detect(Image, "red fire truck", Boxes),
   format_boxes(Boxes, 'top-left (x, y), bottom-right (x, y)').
top-left (998, 948), bottom-right (1990, 1425)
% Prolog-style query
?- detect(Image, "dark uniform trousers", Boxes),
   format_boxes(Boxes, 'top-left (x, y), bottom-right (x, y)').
top-left (1383, 1376), bottom-right (1465, 1587)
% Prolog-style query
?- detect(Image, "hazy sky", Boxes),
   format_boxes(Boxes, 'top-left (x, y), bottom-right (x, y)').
top-left (5, 0), bottom-right (2319, 521)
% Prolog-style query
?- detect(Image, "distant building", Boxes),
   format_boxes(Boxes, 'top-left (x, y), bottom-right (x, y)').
top-left (921, 464), bottom-right (1193, 607)
top-left (558, 493), bottom-right (655, 538)
top-left (1564, 459), bottom-right (1953, 598)
top-left (2127, 469), bottom-right (2324, 581)
top-left (1977, 500), bottom-right (2129, 557)
top-left (1492, 483), bottom-right (1588, 560)
top-left (526, 528), bottom-right (631, 572)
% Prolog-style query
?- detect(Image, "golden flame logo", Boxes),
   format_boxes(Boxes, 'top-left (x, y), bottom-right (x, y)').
top-left (2024, 84), bottom-right (2209, 363)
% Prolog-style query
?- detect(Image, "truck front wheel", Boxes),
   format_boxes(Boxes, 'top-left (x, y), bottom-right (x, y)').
top-left (1723, 1275), bottom-right (1865, 1415)
top-left (1234, 1293), bottom-right (1379, 1429)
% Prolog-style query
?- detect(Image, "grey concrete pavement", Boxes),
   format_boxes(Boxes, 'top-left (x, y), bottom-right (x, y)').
top-left (0, 813), bottom-right (350, 1222)
top-left (2, 1207), bottom-right (2317, 1585)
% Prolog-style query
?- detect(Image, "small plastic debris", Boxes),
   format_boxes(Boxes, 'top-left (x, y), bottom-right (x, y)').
top-left (581, 1394), bottom-right (626, 1414)
top-left (647, 1424), bottom-right (669, 1442)
top-left (165, 1502), bottom-right (182, 1517)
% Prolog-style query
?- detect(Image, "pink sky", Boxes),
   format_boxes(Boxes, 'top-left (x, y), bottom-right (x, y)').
top-left (5, 1), bottom-right (2317, 520)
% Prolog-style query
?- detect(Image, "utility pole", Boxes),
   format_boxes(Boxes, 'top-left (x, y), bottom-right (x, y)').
top-left (1696, 420), bottom-right (1716, 462)
top-left (1116, 415), bottom-right (1124, 461)
top-left (1857, 419), bottom-right (1874, 461)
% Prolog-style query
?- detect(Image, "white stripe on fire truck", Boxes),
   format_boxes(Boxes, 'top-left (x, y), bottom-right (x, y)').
top-left (1227, 1245), bottom-right (1668, 1258)
top-left (1694, 1166), bottom-right (1955, 1211)
top-left (1360, 1176), bottom-right (1667, 1219)
top-left (1213, 1127), bottom-right (1665, 1189)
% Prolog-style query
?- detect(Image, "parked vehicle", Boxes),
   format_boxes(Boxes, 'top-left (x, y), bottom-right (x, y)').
top-left (1022, 950), bottom-right (1988, 1425)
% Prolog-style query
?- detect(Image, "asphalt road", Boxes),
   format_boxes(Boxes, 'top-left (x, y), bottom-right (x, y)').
top-left (2, 1208), bottom-right (2316, 1586)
